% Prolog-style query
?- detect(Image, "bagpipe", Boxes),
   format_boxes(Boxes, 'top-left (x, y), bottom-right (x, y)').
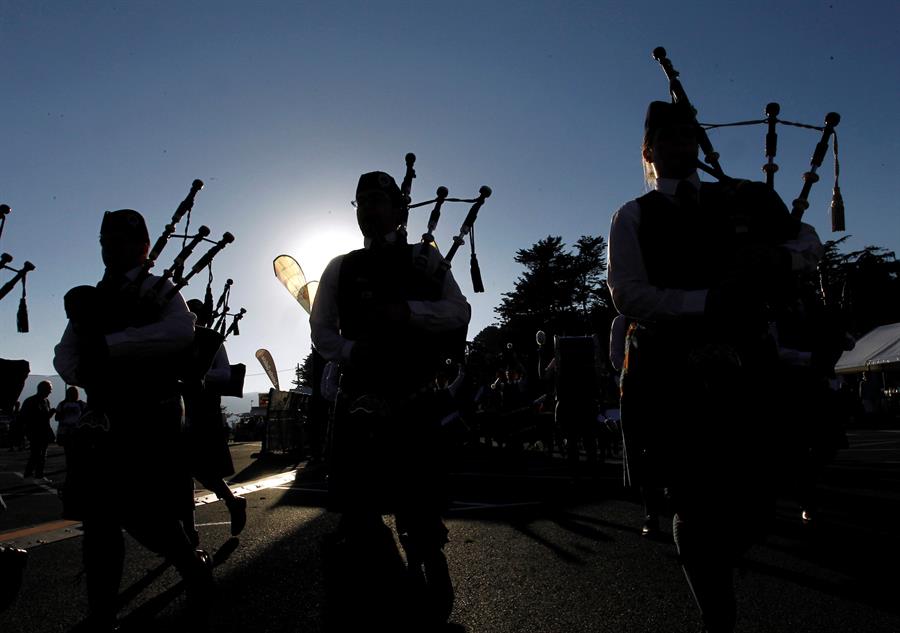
top-left (403, 153), bottom-right (492, 372)
top-left (120, 179), bottom-right (235, 316)
top-left (0, 204), bottom-right (36, 333)
top-left (652, 47), bottom-right (844, 233)
top-left (397, 153), bottom-right (492, 294)
top-left (63, 180), bottom-right (237, 385)
top-left (209, 278), bottom-right (246, 338)
top-left (199, 277), bottom-right (247, 397)
top-left (650, 47), bottom-right (851, 376)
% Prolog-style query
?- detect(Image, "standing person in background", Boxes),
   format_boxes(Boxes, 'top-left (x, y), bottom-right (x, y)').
top-left (55, 386), bottom-right (86, 459)
top-left (304, 349), bottom-right (329, 465)
top-left (21, 381), bottom-right (55, 481)
top-left (55, 386), bottom-right (87, 516)
top-left (608, 101), bottom-right (823, 633)
top-left (553, 337), bottom-right (602, 475)
top-left (8, 402), bottom-right (24, 451)
top-left (54, 209), bottom-right (214, 631)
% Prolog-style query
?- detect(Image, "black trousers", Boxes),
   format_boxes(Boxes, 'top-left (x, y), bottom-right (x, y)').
top-left (76, 395), bottom-right (195, 621)
top-left (24, 442), bottom-right (48, 477)
top-left (330, 390), bottom-right (448, 551)
top-left (624, 326), bottom-right (777, 633)
top-left (556, 401), bottom-right (598, 465)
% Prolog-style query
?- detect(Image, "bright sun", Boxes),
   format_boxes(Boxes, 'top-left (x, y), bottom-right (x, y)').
top-left (291, 225), bottom-right (362, 283)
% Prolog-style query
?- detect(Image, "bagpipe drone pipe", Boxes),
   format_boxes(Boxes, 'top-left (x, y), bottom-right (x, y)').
top-left (397, 153), bottom-right (492, 369)
top-left (399, 153), bottom-right (492, 294)
top-left (0, 204), bottom-right (37, 333)
top-left (62, 180), bottom-right (237, 389)
top-left (202, 277), bottom-right (247, 397)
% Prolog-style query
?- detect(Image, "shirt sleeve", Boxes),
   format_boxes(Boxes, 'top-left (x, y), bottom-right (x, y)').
top-left (407, 246), bottom-right (471, 332)
top-left (609, 314), bottom-right (628, 371)
top-left (310, 255), bottom-right (354, 363)
top-left (607, 200), bottom-right (708, 321)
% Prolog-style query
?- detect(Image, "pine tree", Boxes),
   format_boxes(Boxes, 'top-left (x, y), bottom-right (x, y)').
top-left (292, 354), bottom-right (314, 390)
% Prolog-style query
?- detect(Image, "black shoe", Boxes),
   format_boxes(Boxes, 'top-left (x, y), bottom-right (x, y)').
top-left (175, 548), bottom-right (214, 600)
top-left (641, 514), bottom-right (660, 537)
top-left (422, 551), bottom-right (454, 623)
top-left (77, 614), bottom-right (120, 633)
top-left (191, 549), bottom-right (214, 586)
top-left (329, 515), bottom-right (390, 548)
top-left (226, 496), bottom-right (247, 536)
top-left (183, 549), bottom-right (215, 626)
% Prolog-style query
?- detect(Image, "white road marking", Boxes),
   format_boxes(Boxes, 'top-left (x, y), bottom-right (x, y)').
top-left (3, 471), bottom-right (60, 495)
top-left (447, 500), bottom-right (544, 513)
top-left (194, 469), bottom-right (299, 505)
top-left (450, 472), bottom-right (574, 481)
top-left (1, 468), bottom-right (302, 550)
top-left (271, 485), bottom-right (327, 493)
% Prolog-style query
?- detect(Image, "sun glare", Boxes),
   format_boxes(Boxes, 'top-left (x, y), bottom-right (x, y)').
top-left (292, 225), bottom-right (362, 283)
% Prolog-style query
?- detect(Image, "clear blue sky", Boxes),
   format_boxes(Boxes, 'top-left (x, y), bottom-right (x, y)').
top-left (1, 0), bottom-right (898, 401)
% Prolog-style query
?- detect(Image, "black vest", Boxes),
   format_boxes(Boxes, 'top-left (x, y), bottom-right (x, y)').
top-left (337, 243), bottom-right (452, 395)
top-left (89, 275), bottom-right (183, 408)
top-left (637, 180), bottom-right (796, 292)
top-left (637, 187), bottom-right (727, 292)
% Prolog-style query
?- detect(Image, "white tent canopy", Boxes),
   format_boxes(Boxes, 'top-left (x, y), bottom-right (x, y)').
top-left (835, 322), bottom-right (900, 374)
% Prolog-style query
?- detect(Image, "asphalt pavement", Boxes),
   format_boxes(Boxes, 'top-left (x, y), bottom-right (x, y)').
top-left (1, 431), bottom-right (899, 633)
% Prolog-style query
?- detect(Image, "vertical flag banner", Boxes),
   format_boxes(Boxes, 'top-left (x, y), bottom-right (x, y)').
top-left (255, 348), bottom-right (280, 391)
top-left (273, 255), bottom-right (318, 315)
